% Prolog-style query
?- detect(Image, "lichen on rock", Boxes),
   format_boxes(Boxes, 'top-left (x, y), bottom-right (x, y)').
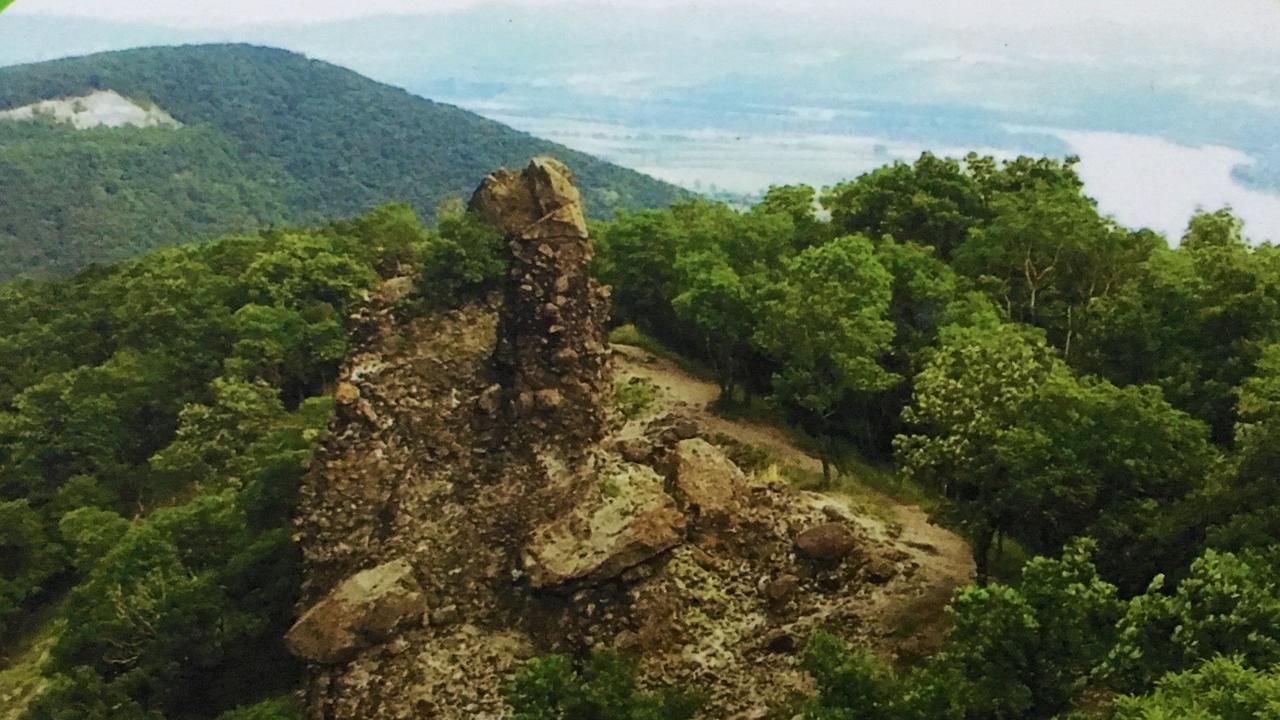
top-left (285, 558), bottom-right (427, 664)
top-left (523, 457), bottom-right (686, 587)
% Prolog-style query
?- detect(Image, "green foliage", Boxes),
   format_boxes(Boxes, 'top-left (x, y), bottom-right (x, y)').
top-left (1111, 657), bottom-right (1280, 720)
top-left (505, 649), bottom-right (703, 720)
top-left (754, 234), bottom-right (898, 474)
top-left (614, 378), bottom-right (657, 420)
top-left (896, 300), bottom-right (1216, 587)
top-left (0, 204), bottom-right (432, 718)
top-left (420, 204), bottom-right (507, 305)
top-left (0, 119), bottom-right (294, 282)
top-left (1104, 550), bottom-right (1280, 692)
top-left (0, 499), bottom-right (66, 638)
top-left (57, 507), bottom-right (129, 572)
top-left (4, 139), bottom-right (1279, 720)
top-left (824, 152), bottom-right (987, 260)
top-left (799, 632), bottom-right (897, 720)
top-left (1079, 210), bottom-right (1280, 441)
top-left (0, 44), bottom-right (685, 281)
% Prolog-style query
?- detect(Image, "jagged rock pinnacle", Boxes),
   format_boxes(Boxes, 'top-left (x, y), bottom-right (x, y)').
top-left (469, 157), bottom-right (613, 448)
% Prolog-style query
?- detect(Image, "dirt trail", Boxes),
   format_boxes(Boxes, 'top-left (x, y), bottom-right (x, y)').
top-left (614, 344), bottom-right (975, 656)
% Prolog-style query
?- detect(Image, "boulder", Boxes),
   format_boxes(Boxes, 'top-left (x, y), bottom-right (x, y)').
top-left (523, 461), bottom-right (686, 587)
top-left (794, 523), bottom-right (857, 561)
top-left (664, 438), bottom-right (746, 522)
top-left (644, 412), bottom-right (700, 446)
top-left (612, 435), bottom-right (657, 464)
top-left (863, 557), bottom-right (898, 584)
top-left (285, 558), bottom-right (427, 664)
top-left (763, 573), bottom-right (801, 604)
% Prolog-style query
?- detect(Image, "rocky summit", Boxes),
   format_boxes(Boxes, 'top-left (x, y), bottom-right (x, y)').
top-left (289, 158), bottom-right (945, 718)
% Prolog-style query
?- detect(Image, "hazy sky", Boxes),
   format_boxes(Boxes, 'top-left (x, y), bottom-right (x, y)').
top-left (12, 0), bottom-right (1279, 114)
top-left (11, 0), bottom-right (1280, 46)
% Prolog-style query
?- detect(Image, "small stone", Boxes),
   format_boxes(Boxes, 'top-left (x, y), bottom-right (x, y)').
top-left (535, 388), bottom-right (563, 408)
top-left (795, 523), bottom-right (857, 561)
top-left (821, 504), bottom-right (851, 522)
top-left (477, 384), bottom-right (503, 414)
top-left (645, 413), bottom-right (700, 446)
top-left (864, 557), bottom-right (897, 584)
top-left (553, 348), bottom-right (580, 365)
top-left (430, 604), bottom-right (461, 627)
top-left (764, 573), bottom-right (801, 604)
top-left (335, 382), bottom-right (361, 405)
top-left (614, 436), bottom-right (655, 464)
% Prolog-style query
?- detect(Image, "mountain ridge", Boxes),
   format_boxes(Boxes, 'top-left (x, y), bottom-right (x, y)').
top-left (0, 43), bottom-right (687, 280)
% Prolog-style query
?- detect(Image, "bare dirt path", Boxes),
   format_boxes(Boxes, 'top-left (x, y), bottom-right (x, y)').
top-left (614, 343), bottom-right (975, 656)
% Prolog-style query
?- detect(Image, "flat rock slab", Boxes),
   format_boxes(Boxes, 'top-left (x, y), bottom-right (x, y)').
top-left (286, 558), bottom-right (427, 664)
top-left (665, 438), bottom-right (746, 522)
top-left (523, 459), bottom-right (686, 587)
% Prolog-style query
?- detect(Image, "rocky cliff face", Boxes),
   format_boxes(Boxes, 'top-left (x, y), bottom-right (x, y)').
top-left (290, 158), bottom-right (939, 719)
top-left (470, 157), bottom-right (614, 451)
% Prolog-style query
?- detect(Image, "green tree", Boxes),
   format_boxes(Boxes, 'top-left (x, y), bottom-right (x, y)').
top-left (954, 179), bottom-right (1154, 358)
top-left (1104, 550), bottom-right (1280, 692)
top-left (894, 304), bottom-right (1058, 580)
top-left (505, 649), bottom-right (702, 720)
top-left (594, 208), bottom-right (687, 333)
top-left (799, 631), bottom-right (897, 720)
top-left (421, 203), bottom-right (506, 304)
top-left (1080, 210), bottom-right (1280, 441)
top-left (824, 152), bottom-right (987, 260)
top-left (672, 249), bottom-right (755, 397)
top-left (755, 234), bottom-right (898, 478)
top-left (1111, 657), bottom-right (1280, 720)
top-left (0, 499), bottom-right (66, 638)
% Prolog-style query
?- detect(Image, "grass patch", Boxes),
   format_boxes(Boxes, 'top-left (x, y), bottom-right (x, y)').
top-left (608, 324), bottom-right (715, 379)
top-left (835, 446), bottom-right (936, 511)
top-left (613, 376), bottom-right (657, 420)
top-left (988, 534), bottom-right (1033, 583)
top-left (0, 608), bottom-right (66, 720)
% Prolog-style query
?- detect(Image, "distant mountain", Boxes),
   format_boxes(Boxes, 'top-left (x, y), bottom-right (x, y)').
top-left (0, 44), bottom-right (686, 281)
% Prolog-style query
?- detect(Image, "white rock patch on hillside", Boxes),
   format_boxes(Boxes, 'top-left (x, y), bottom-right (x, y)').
top-left (0, 90), bottom-right (181, 129)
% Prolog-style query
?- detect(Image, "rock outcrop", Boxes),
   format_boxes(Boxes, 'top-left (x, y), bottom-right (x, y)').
top-left (663, 437), bottom-right (746, 525)
top-left (285, 559), bottom-right (427, 664)
top-left (290, 157), bottom-right (947, 719)
top-left (470, 157), bottom-right (613, 450)
top-left (523, 458), bottom-right (685, 587)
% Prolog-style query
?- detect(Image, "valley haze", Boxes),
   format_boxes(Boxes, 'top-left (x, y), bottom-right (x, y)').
top-left (3, 0), bottom-right (1279, 243)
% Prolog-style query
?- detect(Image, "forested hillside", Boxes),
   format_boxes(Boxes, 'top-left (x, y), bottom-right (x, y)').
top-left (576, 152), bottom-right (1280, 718)
top-left (2, 152), bottom-right (1278, 719)
top-left (0, 202), bottom-right (504, 718)
top-left (0, 44), bottom-right (685, 281)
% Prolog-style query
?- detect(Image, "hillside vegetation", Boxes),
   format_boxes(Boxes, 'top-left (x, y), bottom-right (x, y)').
top-left (0, 44), bottom-right (685, 280)
top-left (1, 152), bottom-right (1278, 719)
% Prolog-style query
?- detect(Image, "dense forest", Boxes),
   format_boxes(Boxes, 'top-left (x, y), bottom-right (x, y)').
top-left (0, 44), bottom-right (685, 281)
top-left (2, 151), bottom-right (1279, 719)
